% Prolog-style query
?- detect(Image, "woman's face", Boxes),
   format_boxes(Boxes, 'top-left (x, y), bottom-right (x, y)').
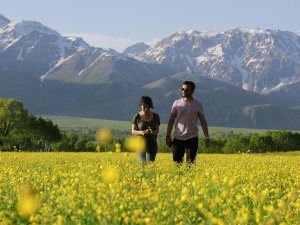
top-left (141, 104), bottom-right (151, 113)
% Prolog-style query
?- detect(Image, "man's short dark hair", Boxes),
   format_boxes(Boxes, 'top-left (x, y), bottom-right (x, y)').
top-left (182, 80), bottom-right (195, 91)
top-left (139, 96), bottom-right (154, 108)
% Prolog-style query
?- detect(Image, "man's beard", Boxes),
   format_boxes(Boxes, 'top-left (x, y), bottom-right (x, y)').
top-left (182, 93), bottom-right (191, 98)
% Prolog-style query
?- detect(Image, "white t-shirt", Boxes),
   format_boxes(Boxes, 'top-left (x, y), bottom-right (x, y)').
top-left (171, 98), bottom-right (204, 140)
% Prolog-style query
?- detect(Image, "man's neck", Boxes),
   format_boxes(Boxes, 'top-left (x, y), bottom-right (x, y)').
top-left (183, 97), bottom-right (193, 102)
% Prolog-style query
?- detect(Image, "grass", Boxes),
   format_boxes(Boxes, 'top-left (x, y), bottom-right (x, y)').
top-left (44, 115), bottom-right (268, 137)
top-left (43, 115), bottom-right (131, 130)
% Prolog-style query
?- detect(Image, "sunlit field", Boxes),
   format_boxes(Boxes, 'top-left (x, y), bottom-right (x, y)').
top-left (0, 152), bottom-right (299, 224)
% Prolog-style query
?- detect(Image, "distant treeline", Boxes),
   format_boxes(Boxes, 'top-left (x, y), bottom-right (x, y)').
top-left (196, 130), bottom-right (300, 153)
top-left (1, 98), bottom-right (299, 153)
top-left (51, 129), bottom-right (300, 153)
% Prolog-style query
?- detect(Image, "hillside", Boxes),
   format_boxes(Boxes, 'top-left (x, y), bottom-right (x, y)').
top-left (1, 14), bottom-right (300, 129)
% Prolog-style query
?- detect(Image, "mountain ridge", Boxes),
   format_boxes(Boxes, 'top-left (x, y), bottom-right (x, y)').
top-left (1, 14), bottom-right (300, 129)
top-left (128, 28), bottom-right (300, 94)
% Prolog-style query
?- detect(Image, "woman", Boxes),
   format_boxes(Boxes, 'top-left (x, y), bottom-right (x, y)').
top-left (132, 96), bottom-right (160, 164)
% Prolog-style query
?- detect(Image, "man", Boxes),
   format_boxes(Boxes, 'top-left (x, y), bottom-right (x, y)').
top-left (166, 80), bottom-right (210, 164)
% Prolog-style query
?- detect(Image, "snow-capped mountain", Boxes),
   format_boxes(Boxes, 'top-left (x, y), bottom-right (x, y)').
top-left (0, 19), bottom-right (86, 78)
top-left (123, 42), bottom-right (150, 58)
top-left (1, 14), bottom-right (300, 129)
top-left (0, 17), bottom-right (133, 81)
top-left (0, 16), bottom-right (172, 86)
top-left (135, 28), bottom-right (300, 93)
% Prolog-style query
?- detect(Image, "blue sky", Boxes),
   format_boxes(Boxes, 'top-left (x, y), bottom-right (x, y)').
top-left (2, 0), bottom-right (300, 52)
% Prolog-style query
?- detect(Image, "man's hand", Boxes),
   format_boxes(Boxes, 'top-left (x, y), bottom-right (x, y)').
top-left (166, 136), bottom-right (172, 147)
top-left (205, 137), bottom-right (210, 148)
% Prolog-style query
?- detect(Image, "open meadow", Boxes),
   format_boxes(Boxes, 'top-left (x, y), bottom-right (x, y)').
top-left (46, 115), bottom-right (269, 134)
top-left (0, 152), bottom-right (299, 224)
top-left (45, 115), bottom-right (269, 138)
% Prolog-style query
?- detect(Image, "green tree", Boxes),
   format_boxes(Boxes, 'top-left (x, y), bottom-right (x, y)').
top-left (29, 116), bottom-right (61, 140)
top-left (0, 98), bottom-right (28, 137)
top-left (0, 98), bottom-right (62, 151)
top-left (266, 130), bottom-right (300, 151)
top-left (249, 134), bottom-right (274, 153)
top-left (222, 136), bottom-right (250, 153)
top-left (85, 141), bottom-right (97, 151)
top-left (0, 99), bottom-right (29, 149)
top-left (74, 138), bottom-right (88, 151)
top-left (21, 115), bottom-right (61, 151)
top-left (51, 133), bottom-right (75, 151)
top-left (209, 137), bottom-right (227, 153)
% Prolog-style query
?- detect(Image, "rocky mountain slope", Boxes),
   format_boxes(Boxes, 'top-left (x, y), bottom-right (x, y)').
top-left (1, 14), bottom-right (299, 129)
top-left (128, 29), bottom-right (300, 94)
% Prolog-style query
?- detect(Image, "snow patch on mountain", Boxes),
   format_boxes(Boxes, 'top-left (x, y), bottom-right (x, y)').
top-left (262, 77), bottom-right (299, 94)
top-left (78, 52), bottom-right (112, 76)
top-left (208, 44), bottom-right (224, 57)
top-left (4, 20), bottom-right (60, 37)
top-left (196, 55), bottom-right (209, 63)
top-left (0, 20), bottom-right (59, 50)
top-left (230, 55), bottom-right (249, 90)
top-left (40, 54), bottom-right (75, 81)
top-left (17, 48), bottom-right (24, 61)
top-left (180, 53), bottom-right (194, 69)
top-left (123, 42), bottom-right (150, 57)
top-left (1, 35), bottom-right (22, 51)
top-left (66, 36), bottom-right (90, 49)
top-left (239, 27), bottom-right (269, 35)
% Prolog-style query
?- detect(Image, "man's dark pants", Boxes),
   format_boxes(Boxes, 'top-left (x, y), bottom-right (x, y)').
top-left (172, 136), bottom-right (198, 164)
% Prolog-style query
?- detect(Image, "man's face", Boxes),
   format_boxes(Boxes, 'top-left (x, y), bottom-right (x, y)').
top-left (181, 84), bottom-right (193, 98)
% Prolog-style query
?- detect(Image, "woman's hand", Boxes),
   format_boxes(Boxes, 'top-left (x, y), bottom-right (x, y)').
top-left (144, 129), bottom-right (152, 135)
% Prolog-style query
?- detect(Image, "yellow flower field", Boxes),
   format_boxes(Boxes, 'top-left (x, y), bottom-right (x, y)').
top-left (0, 152), bottom-right (299, 224)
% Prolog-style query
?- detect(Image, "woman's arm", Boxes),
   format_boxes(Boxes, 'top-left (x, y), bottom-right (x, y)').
top-left (132, 124), bottom-right (145, 136)
top-left (147, 125), bottom-right (159, 135)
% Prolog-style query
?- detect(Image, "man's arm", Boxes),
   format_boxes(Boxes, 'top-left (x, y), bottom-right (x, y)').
top-left (166, 113), bottom-right (176, 146)
top-left (198, 112), bottom-right (210, 147)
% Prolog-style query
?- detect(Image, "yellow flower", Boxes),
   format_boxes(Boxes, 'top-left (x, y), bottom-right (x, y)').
top-left (125, 136), bottom-right (146, 152)
top-left (96, 145), bottom-right (101, 152)
top-left (181, 194), bottom-right (188, 201)
top-left (115, 143), bottom-right (121, 152)
top-left (228, 178), bottom-right (236, 187)
top-left (96, 128), bottom-right (112, 143)
top-left (102, 167), bottom-right (119, 183)
top-left (124, 217), bottom-right (130, 224)
top-left (222, 190), bottom-right (230, 199)
top-left (56, 215), bottom-right (64, 225)
top-left (263, 205), bottom-right (275, 213)
top-left (211, 217), bottom-right (225, 225)
top-left (18, 186), bottom-right (40, 219)
top-left (197, 203), bottom-right (204, 210)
